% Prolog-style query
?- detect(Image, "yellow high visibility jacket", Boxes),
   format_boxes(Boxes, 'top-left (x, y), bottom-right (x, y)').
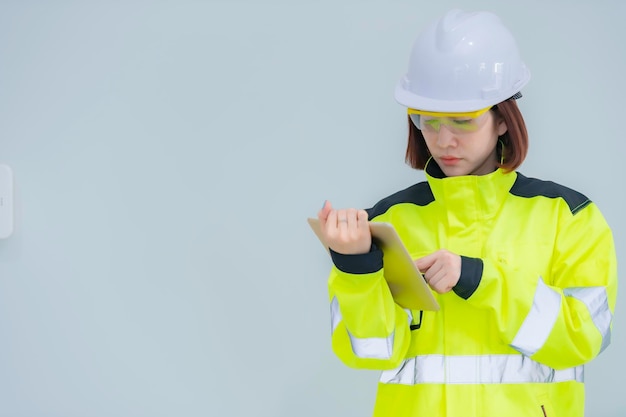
top-left (328, 162), bottom-right (617, 417)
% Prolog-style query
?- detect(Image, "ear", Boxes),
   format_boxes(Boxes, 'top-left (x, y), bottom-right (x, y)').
top-left (496, 117), bottom-right (508, 136)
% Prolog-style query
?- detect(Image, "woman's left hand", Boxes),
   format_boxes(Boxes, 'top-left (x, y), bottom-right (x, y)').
top-left (415, 249), bottom-right (462, 294)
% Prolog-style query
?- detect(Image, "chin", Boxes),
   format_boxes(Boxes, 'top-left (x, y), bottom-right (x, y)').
top-left (440, 166), bottom-right (472, 177)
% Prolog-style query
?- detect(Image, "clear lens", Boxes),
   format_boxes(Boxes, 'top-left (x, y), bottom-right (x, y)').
top-left (409, 114), bottom-right (421, 129)
top-left (411, 113), bottom-right (486, 134)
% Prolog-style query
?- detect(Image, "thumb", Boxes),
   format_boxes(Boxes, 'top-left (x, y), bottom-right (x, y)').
top-left (415, 253), bottom-right (436, 272)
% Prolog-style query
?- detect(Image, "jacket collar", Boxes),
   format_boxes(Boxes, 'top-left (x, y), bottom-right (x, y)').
top-left (425, 158), bottom-right (517, 221)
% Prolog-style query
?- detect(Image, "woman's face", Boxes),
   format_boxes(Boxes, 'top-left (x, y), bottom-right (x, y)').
top-left (421, 111), bottom-right (508, 177)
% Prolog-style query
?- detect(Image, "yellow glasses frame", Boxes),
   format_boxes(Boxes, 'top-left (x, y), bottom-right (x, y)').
top-left (407, 106), bottom-right (492, 118)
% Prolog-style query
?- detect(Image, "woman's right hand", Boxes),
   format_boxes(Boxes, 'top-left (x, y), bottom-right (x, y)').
top-left (317, 201), bottom-right (372, 255)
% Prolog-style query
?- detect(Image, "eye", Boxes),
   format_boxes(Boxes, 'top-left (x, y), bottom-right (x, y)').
top-left (423, 119), bottom-right (441, 130)
top-left (450, 119), bottom-right (477, 132)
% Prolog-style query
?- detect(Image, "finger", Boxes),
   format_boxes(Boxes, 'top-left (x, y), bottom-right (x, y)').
top-left (357, 209), bottom-right (369, 228)
top-left (430, 280), bottom-right (450, 294)
top-left (424, 263), bottom-right (443, 291)
top-left (317, 200), bottom-right (332, 223)
top-left (346, 208), bottom-right (358, 232)
top-left (415, 252), bottom-right (437, 273)
top-left (427, 267), bottom-right (446, 287)
top-left (429, 270), bottom-right (454, 294)
top-left (336, 209), bottom-right (349, 231)
top-left (325, 209), bottom-right (338, 235)
top-left (357, 210), bottom-right (370, 239)
top-left (423, 258), bottom-right (444, 284)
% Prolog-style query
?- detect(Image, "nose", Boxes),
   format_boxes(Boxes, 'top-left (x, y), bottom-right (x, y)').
top-left (436, 125), bottom-right (457, 148)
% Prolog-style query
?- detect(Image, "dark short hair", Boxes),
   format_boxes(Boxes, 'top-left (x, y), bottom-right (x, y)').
top-left (404, 99), bottom-right (529, 172)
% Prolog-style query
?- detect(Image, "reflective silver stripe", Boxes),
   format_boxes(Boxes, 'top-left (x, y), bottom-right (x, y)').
top-left (330, 296), bottom-right (341, 333)
top-left (330, 296), bottom-right (409, 360)
top-left (350, 332), bottom-right (394, 359)
top-left (380, 354), bottom-right (584, 385)
top-left (564, 287), bottom-right (612, 353)
top-left (511, 277), bottom-right (561, 356)
top-left (404, 308), bottom-right (414, 327)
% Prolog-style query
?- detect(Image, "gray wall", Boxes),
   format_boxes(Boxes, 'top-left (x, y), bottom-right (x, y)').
top-left (0, 0), bottom-right (624, 416)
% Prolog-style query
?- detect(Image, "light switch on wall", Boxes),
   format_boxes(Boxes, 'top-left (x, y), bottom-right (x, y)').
top-left (0, 165), bottom-right (14, 239)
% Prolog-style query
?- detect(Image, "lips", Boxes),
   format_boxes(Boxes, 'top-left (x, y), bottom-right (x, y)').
top-left (439, 156), bottom-right (461, 165)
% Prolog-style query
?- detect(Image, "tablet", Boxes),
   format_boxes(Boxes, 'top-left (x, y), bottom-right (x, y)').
top-left (308, 218), bottom-right (440, 311)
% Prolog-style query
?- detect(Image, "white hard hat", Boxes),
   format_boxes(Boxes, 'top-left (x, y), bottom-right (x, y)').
top-left (395, 9), bottom-right (530, 113)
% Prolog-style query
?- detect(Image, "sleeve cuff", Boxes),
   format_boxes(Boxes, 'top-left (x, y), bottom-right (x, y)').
top-left (453, 256), bottom-right (483, 299)
top-left (329, 243), bottom-right (383, 274)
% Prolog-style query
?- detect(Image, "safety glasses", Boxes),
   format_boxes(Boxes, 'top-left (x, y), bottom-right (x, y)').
top-left (408, 106), bottom-right (492, 134)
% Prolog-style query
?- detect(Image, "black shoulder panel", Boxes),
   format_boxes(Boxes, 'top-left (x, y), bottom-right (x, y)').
top-left (510, 173), bottom-right (592, 215)
top-left (367, 182), bottom-right (435, 220)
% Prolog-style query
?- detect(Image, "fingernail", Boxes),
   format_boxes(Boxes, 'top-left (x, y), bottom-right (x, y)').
top-left (322, 200), bottom-right (327, 209)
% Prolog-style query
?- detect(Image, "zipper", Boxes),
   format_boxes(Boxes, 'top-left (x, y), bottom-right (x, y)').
top-left (541, 405), bottom-right (548, 417)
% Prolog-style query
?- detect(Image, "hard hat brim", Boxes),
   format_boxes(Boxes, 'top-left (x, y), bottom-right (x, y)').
top-left (394, 67), bottom-right (530, 113)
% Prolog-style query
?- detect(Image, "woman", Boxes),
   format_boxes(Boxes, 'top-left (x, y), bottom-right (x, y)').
top-left (317, 9), bottom-right (617, 417)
